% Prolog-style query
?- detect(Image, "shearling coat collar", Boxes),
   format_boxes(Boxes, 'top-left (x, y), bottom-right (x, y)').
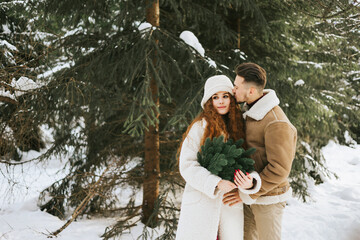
top-left (243, 89), bottom-right (280, 121)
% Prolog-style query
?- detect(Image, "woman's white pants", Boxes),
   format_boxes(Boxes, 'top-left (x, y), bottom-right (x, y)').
top-left (218, 202), bottom-right (244, 240)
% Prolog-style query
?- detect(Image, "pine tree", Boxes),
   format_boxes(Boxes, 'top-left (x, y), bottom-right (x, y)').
top-left (0, 1), bottom-right (49, 160)
top-left (274, 0), bottom-right (360, 199)
top-left (1, 0), bottom-right (359, 239)
top-left (20, 0), bottom-right (221, 237)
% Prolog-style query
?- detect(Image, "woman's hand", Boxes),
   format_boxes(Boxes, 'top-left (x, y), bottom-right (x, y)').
top-left (217, 180), bottom-right (236, 193)
top-left (234, 170), bottom-right (253, 189)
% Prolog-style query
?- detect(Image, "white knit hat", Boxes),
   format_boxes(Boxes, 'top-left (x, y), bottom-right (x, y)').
top-left (201, 75), bottom-right (234, 109)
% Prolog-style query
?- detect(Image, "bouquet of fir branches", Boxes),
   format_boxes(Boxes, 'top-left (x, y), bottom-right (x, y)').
top-left (197, 136), bottom-right (256, 181)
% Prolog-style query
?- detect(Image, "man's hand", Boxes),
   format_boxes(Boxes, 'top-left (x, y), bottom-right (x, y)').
top-left (222, 188), bottom-right (242, 206)
top-left (217, 180), bottom-right (236, 193)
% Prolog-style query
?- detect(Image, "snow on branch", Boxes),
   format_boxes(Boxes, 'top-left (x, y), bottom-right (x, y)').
top-left (179, 30), bottom-right (205, 57)
top-left (37, 61), bottom-right (73, 79)
top-left (294, 79), bottom-right (305, 86)
top-left (1, 39), bottom-right (18, 65)
top-left (0, 40), bottom-right (18, 51)
top-left (294, 60), bottom-right (325, 69)
top-left (0, 77), bottom-right (41, 103)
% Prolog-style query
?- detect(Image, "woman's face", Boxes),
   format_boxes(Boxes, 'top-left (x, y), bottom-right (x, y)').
top-left (211, 91), bottom-right (231, 115)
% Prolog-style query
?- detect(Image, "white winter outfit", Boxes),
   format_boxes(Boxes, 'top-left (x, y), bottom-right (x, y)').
top-left (175, 119), bottom-right (261, 240)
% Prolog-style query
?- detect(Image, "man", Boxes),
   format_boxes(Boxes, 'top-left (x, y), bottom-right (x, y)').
top-left (223, 62), bottom-right (297, 240)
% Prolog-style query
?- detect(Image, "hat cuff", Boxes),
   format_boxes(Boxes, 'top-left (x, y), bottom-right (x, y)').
top-left (201, 86), bottom-right (234, 109)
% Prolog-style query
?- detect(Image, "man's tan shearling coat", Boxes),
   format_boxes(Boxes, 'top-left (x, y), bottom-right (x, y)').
top-left (239, 89), bottom-right (297, 205)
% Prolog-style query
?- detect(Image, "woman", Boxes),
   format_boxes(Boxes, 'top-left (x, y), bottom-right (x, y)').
top-left (175, 75), bottom-right (261, 240)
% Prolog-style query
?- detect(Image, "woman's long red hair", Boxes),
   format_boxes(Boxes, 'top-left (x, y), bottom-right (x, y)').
top-left (177, 96), bottom-right (245, 164)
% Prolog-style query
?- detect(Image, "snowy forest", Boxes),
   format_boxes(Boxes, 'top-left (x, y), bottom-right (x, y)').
top-left (1, 0), bottom-right (360, 239)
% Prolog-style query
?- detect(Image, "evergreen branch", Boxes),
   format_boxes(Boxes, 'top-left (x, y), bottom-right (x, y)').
top-left (288, 0), bottom-right (358, 19)
top-left (197, 136), bottom-right (255, 181)
top-left (47, 162), bottom-right (115, 237)
top-left (0, 96), bottom-right (18, 105)
top-left (0, 157), bottom-right (38, 165)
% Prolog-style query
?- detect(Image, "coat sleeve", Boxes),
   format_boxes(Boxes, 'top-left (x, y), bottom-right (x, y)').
top-left (250, 121), bottom-right (297, 200)
top-left (179, 120), bottom-right (222, 199)
top-left (238, 171), bottom-right (261, 204)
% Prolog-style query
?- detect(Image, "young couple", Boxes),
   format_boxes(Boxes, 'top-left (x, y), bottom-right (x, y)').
top-left (176, 63), bottom-right (297, 240)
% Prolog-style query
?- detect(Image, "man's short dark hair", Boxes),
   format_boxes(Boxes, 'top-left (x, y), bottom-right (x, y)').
top-left (235, 62), bottom-right (267, 89)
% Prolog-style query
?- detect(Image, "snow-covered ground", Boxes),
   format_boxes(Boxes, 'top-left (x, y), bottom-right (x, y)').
top-left (1, 140), bottom-right (359, 240)
top-left (283, 141), bottom-right (360, 240)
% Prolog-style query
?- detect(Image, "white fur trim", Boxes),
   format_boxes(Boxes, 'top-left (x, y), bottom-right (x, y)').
top-left (254, 187), bottom-right (293, 205)
top-left (239, 191), bottom-right (256, 205)
top-left (238, 171), bottom-right (261, 195)
top-left (242, 89), bottom-right (280, 120)
top-left (237, 171), bottom-right (262, 205)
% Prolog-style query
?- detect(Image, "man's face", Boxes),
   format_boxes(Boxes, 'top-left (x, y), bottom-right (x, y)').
top-left (233, 75), bottom-right (250, 103)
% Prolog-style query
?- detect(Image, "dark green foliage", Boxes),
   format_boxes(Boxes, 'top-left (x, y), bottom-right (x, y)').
top-left (1, 0), bottom-right (359, 238)
top-left (197, 136), bottom-right (255, 181)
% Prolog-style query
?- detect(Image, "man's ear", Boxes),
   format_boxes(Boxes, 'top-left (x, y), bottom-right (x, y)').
top-left (249, 86), bottom-right (257, 96)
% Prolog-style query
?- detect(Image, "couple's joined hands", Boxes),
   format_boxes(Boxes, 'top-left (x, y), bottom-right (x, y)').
top-left (216, 170), bottom-right (253, 206)
top-left (216, 170), bottom-right (253, 192)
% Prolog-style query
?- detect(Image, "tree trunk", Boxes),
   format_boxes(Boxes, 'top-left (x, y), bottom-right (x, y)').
top-left (142, 0), bottom-right (160, 228)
